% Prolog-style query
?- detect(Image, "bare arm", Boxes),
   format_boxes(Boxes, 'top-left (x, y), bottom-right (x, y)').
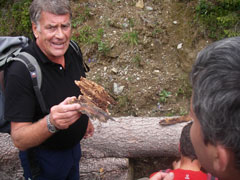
top-left (11, 97), bottom-right (82, 151)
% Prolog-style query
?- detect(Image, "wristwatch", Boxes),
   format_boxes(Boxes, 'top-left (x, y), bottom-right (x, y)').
top-left (46, 114), bottom-right (58, 133)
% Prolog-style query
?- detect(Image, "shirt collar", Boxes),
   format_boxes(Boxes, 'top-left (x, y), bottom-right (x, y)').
top-left (32, 40), bottom-right (71, 67)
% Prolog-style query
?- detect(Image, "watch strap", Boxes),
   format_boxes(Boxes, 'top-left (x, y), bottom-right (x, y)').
top-left (46, 114), bottom-right (58, 133)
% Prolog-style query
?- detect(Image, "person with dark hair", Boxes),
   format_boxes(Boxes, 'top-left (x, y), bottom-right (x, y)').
top-left (190, 36), bottom-right (240, 180)
top-left (150, 122), bottom-right (217, 179)
top-left (4, 0), bottom-right (94, 179)
top-left (179, 122), bottom-right (197, 161)
top-left (150, 36), bottom-right (240, 180)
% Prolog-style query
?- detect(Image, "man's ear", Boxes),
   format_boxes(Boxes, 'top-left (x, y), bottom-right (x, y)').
top-left (32, 23), bottom-right (39, 39)
top-left (213, 145), bottom-right (230, 172)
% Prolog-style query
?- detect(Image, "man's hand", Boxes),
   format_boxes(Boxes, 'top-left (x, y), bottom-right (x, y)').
top-left (84, 120), bottom-right (94, 138)
top-left (50, 97), bottom-right (82, 130)
top-left (149, 172), bottom-right (174, 180)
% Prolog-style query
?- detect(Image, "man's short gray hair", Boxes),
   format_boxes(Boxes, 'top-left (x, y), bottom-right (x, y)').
top-left (29, 0), bottom-right (72, 25)
top-left (191, 36), bottom-right (240, 169)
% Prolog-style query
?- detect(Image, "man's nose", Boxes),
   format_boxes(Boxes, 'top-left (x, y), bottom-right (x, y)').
top-left (55, 27), bottom-right (64, 38)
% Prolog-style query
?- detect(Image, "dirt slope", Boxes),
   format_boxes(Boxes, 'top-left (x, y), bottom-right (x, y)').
top-left (72, 0), bottom-right (211, 119)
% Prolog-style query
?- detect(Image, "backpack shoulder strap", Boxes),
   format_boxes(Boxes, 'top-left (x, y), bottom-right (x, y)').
top-left (69, 40), bottom-right (90, 72)
top-left (10, 52), bottom-right (48, 114)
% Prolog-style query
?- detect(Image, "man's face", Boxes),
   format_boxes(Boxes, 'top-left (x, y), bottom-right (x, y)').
top-left (33, 11), bottom-right (72, 61)
top-left (190, 104), bottom-right (217, 176)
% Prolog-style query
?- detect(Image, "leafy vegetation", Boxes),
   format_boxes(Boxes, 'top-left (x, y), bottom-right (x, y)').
top-left (195, 0), bottom-right (240, 39)
top-left (73, 26), bottom-right (111, 56)
top-left (0, 0), bottom-right (32, 36)
top-left (158, 90), bottom-right (172, 103)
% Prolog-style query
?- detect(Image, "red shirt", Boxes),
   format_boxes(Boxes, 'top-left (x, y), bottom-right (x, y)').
top-left (150, 169), bottom-right (218, 180)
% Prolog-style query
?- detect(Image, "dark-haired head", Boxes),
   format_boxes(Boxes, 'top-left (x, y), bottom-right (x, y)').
top-left (180, 122), bottom-right (197, 161)
top-left (191, 36), bottom-right (240, 169)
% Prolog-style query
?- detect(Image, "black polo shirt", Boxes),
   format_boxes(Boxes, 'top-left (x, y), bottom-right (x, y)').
top-left (4, 40), bottom-right (89, 150)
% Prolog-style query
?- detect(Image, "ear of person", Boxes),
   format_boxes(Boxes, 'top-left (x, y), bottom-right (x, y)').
top-left (32, 23), bottom-right (39, 39)
top-left (213, 145), bottom-right (231, 172)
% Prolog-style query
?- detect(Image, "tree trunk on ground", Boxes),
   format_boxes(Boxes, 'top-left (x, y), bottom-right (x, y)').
top-left (0, 117), bottom-right (188, 179)
top-left (81, 116), bottom-right (187, 158)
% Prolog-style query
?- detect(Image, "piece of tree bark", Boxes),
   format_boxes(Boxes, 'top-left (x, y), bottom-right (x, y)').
top-left (81, 116), bottom-right (188, 158)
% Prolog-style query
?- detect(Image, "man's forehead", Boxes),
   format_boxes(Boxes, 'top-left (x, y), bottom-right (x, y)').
top-left (40, 11), bottom-right (70, 23)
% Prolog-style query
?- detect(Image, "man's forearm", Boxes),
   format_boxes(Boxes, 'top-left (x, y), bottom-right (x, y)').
top-left (11, 116), bottom-right (52, 151)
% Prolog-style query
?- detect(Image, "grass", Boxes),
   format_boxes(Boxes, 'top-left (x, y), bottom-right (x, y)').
top-left (132, 55), bottom-right (142, 68)
top-left (122, 31), bottom-right (139, 46)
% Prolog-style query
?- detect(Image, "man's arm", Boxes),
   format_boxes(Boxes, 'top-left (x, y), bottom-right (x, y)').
top-left (11, 97), bottom-right (82, 151)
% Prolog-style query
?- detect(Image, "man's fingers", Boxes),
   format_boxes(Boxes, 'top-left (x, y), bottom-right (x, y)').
top-left (61, 96), bottom-right (77, 105)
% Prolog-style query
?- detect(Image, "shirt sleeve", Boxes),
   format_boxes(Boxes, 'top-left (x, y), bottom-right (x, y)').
top-left (4, 61), bottom-right (37, 122)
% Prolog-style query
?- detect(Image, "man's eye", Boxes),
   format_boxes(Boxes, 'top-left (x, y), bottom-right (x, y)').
top-left (62, 24), bottom-right (70, 30)
top-left (47, 26), bottom-right (56, 30)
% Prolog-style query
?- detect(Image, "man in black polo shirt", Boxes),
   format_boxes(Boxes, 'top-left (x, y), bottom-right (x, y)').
top-left (4, 0), bottom-right (94, 179)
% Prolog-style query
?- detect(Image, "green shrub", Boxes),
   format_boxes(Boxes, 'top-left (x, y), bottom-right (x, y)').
top-left (73, 27), bottom-right (110, 56)
top-left (196, 0), bottom-right (240, 39)
top-left (0, 0), bottom-right (32, 36)
top-left (158, 90), bottom-right (171, 103)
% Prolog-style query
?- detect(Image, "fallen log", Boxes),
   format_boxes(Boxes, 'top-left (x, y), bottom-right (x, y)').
top-left (81, 116), bottom-right (187, 158)
top-left (0, 134), bottom-right (22, 180)
top-left (0, 116), bottom-right (188, 179)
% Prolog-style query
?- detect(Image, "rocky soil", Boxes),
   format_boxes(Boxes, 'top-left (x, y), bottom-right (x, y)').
top-left (72, 0), bottom-right (212, 119)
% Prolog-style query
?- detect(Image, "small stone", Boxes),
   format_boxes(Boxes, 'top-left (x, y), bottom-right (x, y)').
top-left (113, 83), bottom-right (124, 95)
top-left (177, 43), bottom-right (183, 49)
top-left (173, 21), bottom-right (178, 24)
top-left (122, 23), bottom-right (128, 28)
top-left (153, 70), bottom-right (160, 74)
top-left (146, 6), bottom-right (153, 11)
top-left (111, 68), bottom-right (118, 74)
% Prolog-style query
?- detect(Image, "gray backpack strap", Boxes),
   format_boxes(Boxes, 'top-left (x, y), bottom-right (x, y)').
top-left (10, 52), bottom-right (42, 89)
top-left (69, 40), bottom-right (90, 72)
top-left (10, 52), bottom-right (48, 114)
